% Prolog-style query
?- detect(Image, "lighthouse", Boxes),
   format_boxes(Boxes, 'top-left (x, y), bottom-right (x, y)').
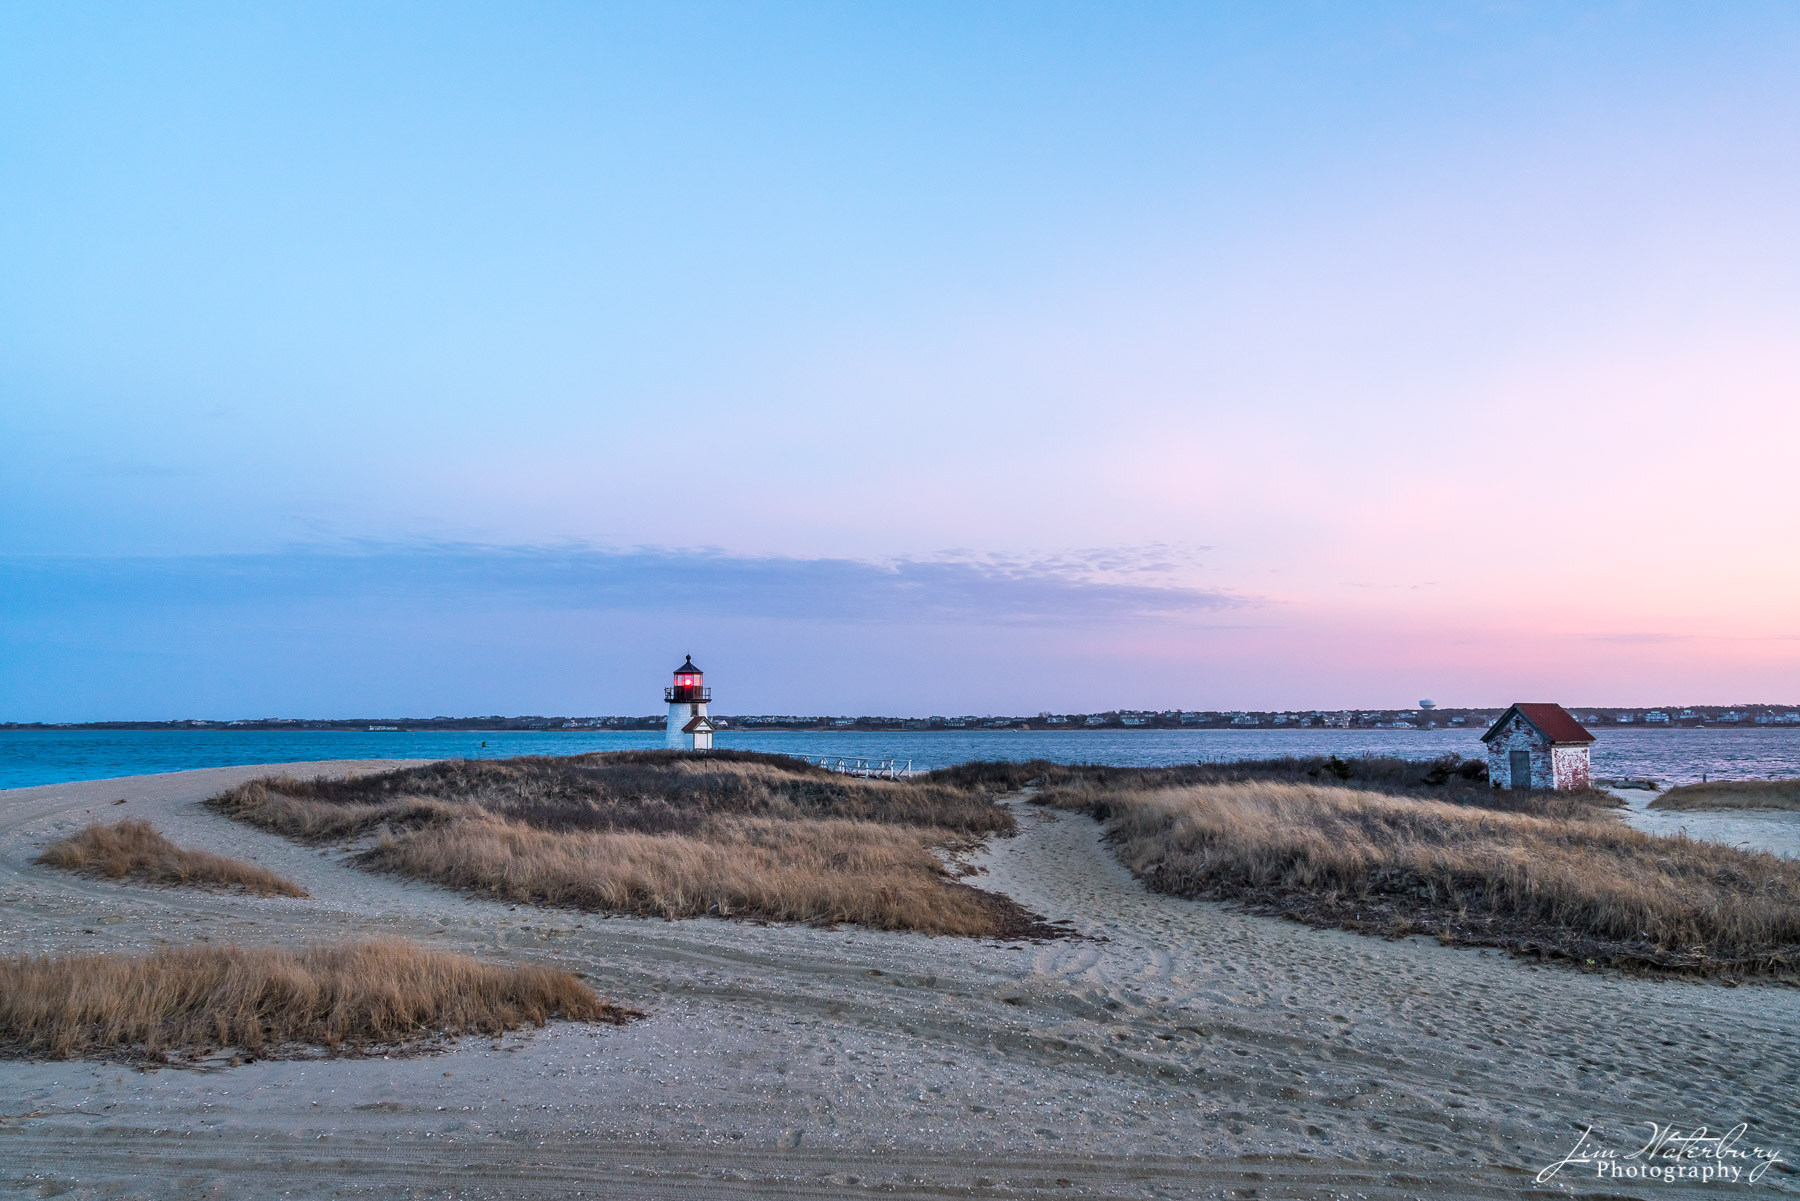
top-left (665, 654), bottom-right (714, 751)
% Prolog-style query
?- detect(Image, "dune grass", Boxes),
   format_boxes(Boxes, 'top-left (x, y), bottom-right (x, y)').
top-left (37, 819), bottom-right (307, 897)
top-left (209, 751), bottom-right (1056, 938)
top-left (926, 754), bottom-right (1622, 819)
top-left (0, 939), bottom-right (637, 1064)
top-left (361, 814), bottom-right (1029, 934)
top-left (206, 787), bottom-right (476, 843)
top-left (1038, 778), bottom-right (1800, 977)
top-left (213, 750), bottom-right (1015, 839)
top-left (1650, 779), bottom-right (1800, 811)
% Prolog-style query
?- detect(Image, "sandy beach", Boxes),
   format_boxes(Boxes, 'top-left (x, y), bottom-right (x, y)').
top-left (1613, 787), bottom-right (1800, 861)
top-left (2, 761), bottom-right (1796, 1199)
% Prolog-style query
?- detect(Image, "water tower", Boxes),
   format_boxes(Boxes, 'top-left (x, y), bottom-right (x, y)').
top-left (665, 655), bottom-right (715, 751)
top-left (1419, 699), bottom-right (1436, 710)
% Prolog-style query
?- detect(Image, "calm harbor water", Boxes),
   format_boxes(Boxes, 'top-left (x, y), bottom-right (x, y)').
top-left (4, 726), bottom-right (1800, 791)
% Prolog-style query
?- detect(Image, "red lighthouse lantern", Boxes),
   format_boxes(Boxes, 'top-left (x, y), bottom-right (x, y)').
top-left (667, 655), bottom-right (708, 704)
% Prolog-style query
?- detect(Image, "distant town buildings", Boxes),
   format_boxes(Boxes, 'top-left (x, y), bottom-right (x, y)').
top-left (669, 704), bottom-right (1800, 732)
top-left (22, 704), bottom-right (1798, 737)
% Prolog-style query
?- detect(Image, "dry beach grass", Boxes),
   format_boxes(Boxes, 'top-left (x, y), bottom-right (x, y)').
top-left (211, 750), bottom-right (1015, 837)
top-left (1038, 776), bottom-right (1800, 976)
top-left (1650, 778), bottom-right (1800, 811)
top-left (927, 752), bottom-right (1624, 818)
top-left (209, 751), bottom-right (1054, 937)
top-left (37, 818), bottom-right (307, 897)
top-left (0, 939), bottom-right (635, 1063)
top-left (361, 815), bottom-right (1026, 934)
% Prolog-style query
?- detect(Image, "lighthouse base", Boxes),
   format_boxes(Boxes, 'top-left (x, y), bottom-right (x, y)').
top-left (667, 701), bottom-right (714, 751)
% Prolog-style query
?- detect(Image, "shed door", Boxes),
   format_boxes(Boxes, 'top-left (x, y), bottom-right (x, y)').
top-left (1509, 748), bottom-right (1532, 790)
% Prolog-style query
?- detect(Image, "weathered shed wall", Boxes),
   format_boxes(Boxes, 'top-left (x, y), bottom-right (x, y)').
top-left (1550, 744), bottom-right (1591, 790)
top-left (1485, 713), bottom-right (1592, 790)
top-left (1485, 714), bottom-right (1549, 789)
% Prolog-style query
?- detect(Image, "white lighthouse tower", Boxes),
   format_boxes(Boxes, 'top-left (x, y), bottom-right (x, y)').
top-left (664, 654), bottom-right (714, 751)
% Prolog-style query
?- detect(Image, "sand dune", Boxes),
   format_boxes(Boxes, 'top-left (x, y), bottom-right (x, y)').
top-left (1, 762), bottom-right (1796, 1198)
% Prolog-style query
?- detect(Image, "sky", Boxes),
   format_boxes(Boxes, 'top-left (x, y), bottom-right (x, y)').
top-left (3, 2), bottom-right (1799, 720)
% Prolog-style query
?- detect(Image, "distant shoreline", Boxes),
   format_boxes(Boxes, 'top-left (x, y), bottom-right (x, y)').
top-left (6, 704), bottom-right (1798, 735)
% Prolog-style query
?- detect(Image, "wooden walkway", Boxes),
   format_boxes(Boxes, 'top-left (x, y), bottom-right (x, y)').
top-left (809, 756), bottom-right (922, 779)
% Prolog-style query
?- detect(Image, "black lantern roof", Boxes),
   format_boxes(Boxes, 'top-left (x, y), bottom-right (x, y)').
top-left (675, 655), bottom-right (702, 675)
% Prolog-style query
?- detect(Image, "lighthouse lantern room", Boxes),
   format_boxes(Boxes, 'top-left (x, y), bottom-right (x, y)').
top-left (665, 655), bottom-right (714, 751)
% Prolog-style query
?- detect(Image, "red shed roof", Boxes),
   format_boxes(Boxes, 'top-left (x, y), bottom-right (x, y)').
top-left (1481, 703), bottom-right (1595, 745)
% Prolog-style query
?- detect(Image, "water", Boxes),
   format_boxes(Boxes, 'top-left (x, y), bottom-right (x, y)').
top-left (5, 726), bottom-right (1800, 791)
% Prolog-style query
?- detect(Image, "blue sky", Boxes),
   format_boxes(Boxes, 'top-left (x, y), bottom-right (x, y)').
top-left (4, 3), bottom-right (1799, 718)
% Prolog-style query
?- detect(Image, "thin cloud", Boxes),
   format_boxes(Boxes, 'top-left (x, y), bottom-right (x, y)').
top-left (1582, 633), bottom-right (1697, 645)
top-left (1, 543), bottom-right (1250, 627)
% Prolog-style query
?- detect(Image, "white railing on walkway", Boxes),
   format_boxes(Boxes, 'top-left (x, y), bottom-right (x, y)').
top-left (811, 757), bottom-right (919, 779)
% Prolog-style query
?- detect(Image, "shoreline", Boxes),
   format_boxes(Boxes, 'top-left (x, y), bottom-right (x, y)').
top-left (8, 724), bottom-right (1800, 796)
top-left (5, 728), bottom-right (1488, 794)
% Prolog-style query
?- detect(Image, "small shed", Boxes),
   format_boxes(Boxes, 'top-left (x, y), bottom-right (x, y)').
top-left (681, 713), bottom-right (715, 751)
top-left (1480, 703), bottom-right (1595, 791)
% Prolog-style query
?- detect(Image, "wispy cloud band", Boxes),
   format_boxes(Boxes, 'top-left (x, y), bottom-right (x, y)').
top-left (1, 543), bottom-right (1245, 626)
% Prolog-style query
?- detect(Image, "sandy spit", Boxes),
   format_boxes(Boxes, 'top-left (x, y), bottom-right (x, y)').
top-left (1612, 786), bottom-right (1800, 859)
top-left (1, 762), bottom-right (1796, 1200)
